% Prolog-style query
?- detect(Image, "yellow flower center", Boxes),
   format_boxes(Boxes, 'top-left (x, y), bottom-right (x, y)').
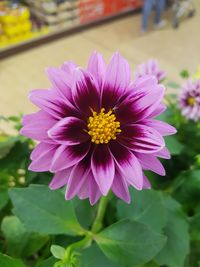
top-left (187, 96), bottom-right (196, 106)
top-left (87, 108), bottom-right (121, 144)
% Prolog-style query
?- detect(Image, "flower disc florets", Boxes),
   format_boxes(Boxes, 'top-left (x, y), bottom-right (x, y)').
top-left (87, 108), bottom-right (121, 144)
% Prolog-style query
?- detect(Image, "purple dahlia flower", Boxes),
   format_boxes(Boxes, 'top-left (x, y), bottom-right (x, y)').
top-left (21, 52), bottom-right (176, 205)
top-left (135, 59), bottom-right (166, 82)
top-left (179, 79), bottom-right (200, 121)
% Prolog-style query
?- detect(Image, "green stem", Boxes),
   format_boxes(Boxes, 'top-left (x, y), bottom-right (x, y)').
top-left (91, 192), bottom-right (111, 233)
top-left (65, 235), bottom-right (92, 256)
top-left (63, 192), bottom-right (111, 261)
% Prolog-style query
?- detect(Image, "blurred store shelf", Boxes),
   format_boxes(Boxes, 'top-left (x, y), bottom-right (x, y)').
top-left (0, 0), bottom-right (142, 58)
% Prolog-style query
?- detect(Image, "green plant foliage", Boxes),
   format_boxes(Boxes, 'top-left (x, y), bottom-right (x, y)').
top-left (0, 253), bottom-right (26, 267)
top-left (117, 189), bottom-right (190, 267)
top-left (0, 135), bottom-right (19, 159)
top-left (190, 204), bottom-right (200, 242)
top-left (155, 196), bottom-right (190, 267)
top-left (117, 188), bottom-right (167, 231)
top-left (81, 244), bottom-right (123, 267)
top-left (72, 198), bottom-right (97, 229)
top-left (0, 135), bottom-right (33, 189)
top-left (180, 69), bottom-right (190, 79)
top-left (165, 135), bottom-right (184, 155)
top-left (9, 185), bottom-right (85, 235)
top-left (172, 169), bottom-right (200, 208)
top-left (36, 257), bottom-right (57, 267)
top-left (50, 245), bottom-right (66, 260)
top-left (96, 219), bottom-right (166, 266)
top-left (0, 189), bottom-right (9, 210)
top-left (1, 216), bottom-right (49, 258)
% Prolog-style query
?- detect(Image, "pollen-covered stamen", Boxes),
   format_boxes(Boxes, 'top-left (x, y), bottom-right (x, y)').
top-left (187, 96), bottom-right (196, 106)
top-left (87, 108), bottom-right (121, 144)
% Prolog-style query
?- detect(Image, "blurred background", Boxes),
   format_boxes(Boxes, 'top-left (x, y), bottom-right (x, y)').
top-left (0, 0), bottom-right (200, 124)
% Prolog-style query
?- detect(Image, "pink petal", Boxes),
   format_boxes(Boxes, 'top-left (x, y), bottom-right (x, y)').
top-left (143, 175), bottom-right (151, 189)
top-left (143, 119), bottom-right (177, 136)
top-left (112, 171), bottom-right (130, 203)
top-left (117, 81), bottom-right (165, 123)
top-left (109, 142), bottom-right (143, 190)
top-left (87, 51), bottom-right (106, 88)
top-left (76, 172), bottom-right (101, 205)
top-left (49, 168), bottom-right (72, 190)
top-left (104, 52), bottom-right (130, 92)
top-left (129, 75), bottom-right (157, 92)
top-left (65, 161), bottom-right (90, 200)
top-left (72, 68), bottom-right (100, 116)
top-left (91, 145), bottom-right (115, 195)
top-left (29, 143), bottom-right (58, 172)
top-left (77, 176), bottom-right (90, 200)
top-left (148, 104), bottom-right (167, 118)
top-left (29, 89), bottom-right (76, 119)
top-left (30, 142), bottom-right (54, 160)
top-left (153, 147), bottom-right (171, 159)
top-left (136, 153), bottom-right (166, 176)
top-left (89, 175), bottom-right (102, 205)
top-left (77, 172), bottom-right (102, 205)
top-left (135, 60), bottom-right (166, 82)
top-left (48, 117), bottom-right (89, 145)
top-left (61, 61), bottom-right (77, 74)
top-left (46, 67), bottom-right (73, 100)
top-left (132, 83), bottom-right (165, 119)
top-left (20, 110), bottom-right (57, 142)
top-left (101, 52), bottom-right (131, 110)
top-left (50, 142), bottom-right (90, 172)
top-left (119, 124), bottom-right (165, 154)
top-left (61, 61), bottom-right (77, 88)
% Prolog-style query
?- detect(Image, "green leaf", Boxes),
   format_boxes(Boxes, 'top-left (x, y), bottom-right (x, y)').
top-left (96, 219), bottom-right (166, 266)
top-left (172, 169), bottom-right (200, 208)
top-left (0, 135), bottom-right (19, 159)
top-left (0, 141), bottom-right (30, 170)
top-left (155, 196), bottom-right (190, 267)
top-left (0, 189), bottom-right (9, 210)
top-left (81, 244), bottom-right (123, 267)
top-left (142, 262), bottom-right (159, 267)
top-left (73, 198), bottom-right (97, 229)
top-left (117, 188), bottom-right (167, 231)
top-left (190, 211), bottom-right (200, 241)
top-left (1, 216), bottom-right (49, 257)
top-left (36, 257), bottom-right (57, 267)
top-left (180, 69), bottom-right (190, 79)
top-left (165, 135), bottom-right (184, 155)
top-left (51, 245), bottom-right (65, 260)
top-left (0, 253), bottom-right (26, 267)
top-left (9, 184), bottom-right (84, 235)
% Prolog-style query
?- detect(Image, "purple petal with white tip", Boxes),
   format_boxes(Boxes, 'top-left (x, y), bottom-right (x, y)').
top-left (49, 168), bottom-right (72, 190)
top-left (91, 145), bottom-right (115, 195)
